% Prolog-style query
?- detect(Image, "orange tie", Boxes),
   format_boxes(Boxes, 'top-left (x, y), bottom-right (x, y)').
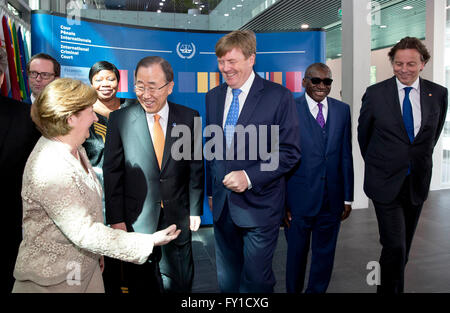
top-left (153, 114), bottom-right (165, 169)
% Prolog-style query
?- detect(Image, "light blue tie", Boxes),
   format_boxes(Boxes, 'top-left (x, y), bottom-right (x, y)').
top-left (224, 89), bottom-right (242, 147)
top-left (403, 87), bottom-right (414, 175)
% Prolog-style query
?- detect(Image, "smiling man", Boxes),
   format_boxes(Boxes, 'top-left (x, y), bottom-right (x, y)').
top-left (103, 56), bottom-right (204, 293)
top-left (284, 63), bottom-right (353, 293)
top-left (205, 30), bottom-right (301, 293)
top-left (358, 37), bottom-right (448, 294)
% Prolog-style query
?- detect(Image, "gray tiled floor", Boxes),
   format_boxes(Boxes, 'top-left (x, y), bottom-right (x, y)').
top-left (191, 189), bottom-right (450, 293)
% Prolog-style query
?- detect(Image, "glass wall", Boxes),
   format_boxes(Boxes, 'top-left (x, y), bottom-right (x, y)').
top-left (442, 0), bottom-right (450, 185)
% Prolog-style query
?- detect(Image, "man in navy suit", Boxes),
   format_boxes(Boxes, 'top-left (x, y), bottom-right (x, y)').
top-left (205, 30), bottom-right (301, 293)
top-left (285, 63), bottom-right (354, 293)
top-left (358, 37), bottom-right (447, 293)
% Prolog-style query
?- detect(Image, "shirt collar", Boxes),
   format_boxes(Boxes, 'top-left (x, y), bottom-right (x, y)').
top-left (146, 101), bottom-right (169, 121)
top-left (396, 76), bottom-right (420, 92)
top-left (305, 92), bottom-right (328, 111)
top-left (227, 71), bottom-right (255, 96)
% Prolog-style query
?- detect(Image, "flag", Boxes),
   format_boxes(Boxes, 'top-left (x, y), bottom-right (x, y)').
top-left (2, 16), bottom-right (20, 100)
top-left (12, 22), bottom-right (26, 100)
top-left (17, 27), bottom-right (30, 99)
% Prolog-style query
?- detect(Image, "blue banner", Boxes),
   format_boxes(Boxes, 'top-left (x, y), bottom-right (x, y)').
top-left (31, 11), bottom-right (325, 225)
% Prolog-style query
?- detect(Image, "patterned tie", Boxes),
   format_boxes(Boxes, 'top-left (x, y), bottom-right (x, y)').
top-left (316, 102), bottom-right (325, 128)
top-left (153, 114), bottom-right (165, 169)
top-left (403, 87), bottom-right (415, 143)
top-left (224, 89), bottom-right (242, 147)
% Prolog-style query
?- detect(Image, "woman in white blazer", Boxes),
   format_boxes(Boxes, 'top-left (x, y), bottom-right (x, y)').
top-left (12, 78), bottom-right (180, 293)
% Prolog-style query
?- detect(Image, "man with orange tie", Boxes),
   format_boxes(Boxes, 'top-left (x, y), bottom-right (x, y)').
top-left (103, 56), bottom-right (204, 293)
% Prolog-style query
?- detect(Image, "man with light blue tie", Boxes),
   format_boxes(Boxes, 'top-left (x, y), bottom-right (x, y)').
top-left (285, 63), bottom-right (354, 293)
top-left (358, 37), bottom-right (448, 293)
top-left (205, 30), bottom-right (301, 293)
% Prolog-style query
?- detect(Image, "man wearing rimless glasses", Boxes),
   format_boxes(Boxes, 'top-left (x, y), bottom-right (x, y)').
top-left (284, 62), bottom-right (354, 293)
top-left (103, 56), bottom-right (204, 293)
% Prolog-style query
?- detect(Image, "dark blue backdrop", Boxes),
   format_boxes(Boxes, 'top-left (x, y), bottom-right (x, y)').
top-left (31, 11), bottom-right (325, 225)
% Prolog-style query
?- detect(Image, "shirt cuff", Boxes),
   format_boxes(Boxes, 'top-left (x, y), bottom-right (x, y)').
top-left (243, 170), bottom-right (252, 190)
top-left (344, 201), bottom-right (352, 205)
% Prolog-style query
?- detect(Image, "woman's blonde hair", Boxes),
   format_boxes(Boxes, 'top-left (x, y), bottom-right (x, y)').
top-left (31, 78), bottom-right (97, 138)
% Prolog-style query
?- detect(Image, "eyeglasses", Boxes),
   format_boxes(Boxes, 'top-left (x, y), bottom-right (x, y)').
top-left (306, 77), bottom-right (333, 86)
top-left (28, 71), bottom-right (55, 80)
top-left (134, 81), bottom-right (170, 95)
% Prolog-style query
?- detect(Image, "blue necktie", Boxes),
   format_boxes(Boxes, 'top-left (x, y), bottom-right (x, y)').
top-left (403, 87), bottom-right (415, 143)
top-left (403, 87), bottom-right (414, 175)
top-left (224, 89), bottom-right (242, 147)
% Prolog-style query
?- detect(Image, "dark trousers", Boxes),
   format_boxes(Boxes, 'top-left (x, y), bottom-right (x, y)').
top-left (158, 209), bottom-right (194, 293)
top-left (285, 199), bottom-right (341, 293)
top-left (214, 202), bottom-right (280, 293)
top-left (126, 247), bottom-right (164, 294)
top-left (102, 257), bottom-right (126, 294)
top-left (373, 176), bottom-right (423, 294)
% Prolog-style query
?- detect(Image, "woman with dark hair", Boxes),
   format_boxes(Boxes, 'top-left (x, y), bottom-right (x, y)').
top-left (82, 61), bottom-right (131, 293)
top-left (83, 61), bottom-right (126, 180)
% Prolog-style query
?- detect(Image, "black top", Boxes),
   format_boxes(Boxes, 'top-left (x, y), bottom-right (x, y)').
top-left (83, 98), bottom-right (131, 181)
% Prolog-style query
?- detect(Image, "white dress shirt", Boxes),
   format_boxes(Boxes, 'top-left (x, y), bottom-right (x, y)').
top-left (305, 93), bottom-right (352, 206)
top-left (221, 71), bottom-right (256, 190)
top-left (396, 77), bottom-right (421, 137)
top-left (305, 92), bottom-right (328, 122)
top-left (222, 71), bottom-right (255, 128)
top-left (145, 101), bottom-right (169, 141)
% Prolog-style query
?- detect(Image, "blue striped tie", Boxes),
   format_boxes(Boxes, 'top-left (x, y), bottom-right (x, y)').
top-left (224, 89), bottom-right (242, 147)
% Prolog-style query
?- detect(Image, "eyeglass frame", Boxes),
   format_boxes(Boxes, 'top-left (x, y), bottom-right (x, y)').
top-left (304, 76), bottom-right (333, 86)
top-left (134, 81), bottom-right (171, 94)
top-left (28, 71), bottom-right (56, 80)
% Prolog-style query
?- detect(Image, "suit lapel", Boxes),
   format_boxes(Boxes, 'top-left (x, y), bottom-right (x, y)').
top-left (236, 73), bottom-right (263, 127)
top-left (386, 77), bottom-right (411, 142)
top-left (325, 98), bottom-right (335, 153)
top-left (415, 78), bottom-right (431, 140)
top-left (161, 103), bottom-right (177, 173)
top-left (217, 84), bottom-right (227, 128)
top-left (131, 105), bottom-right (160, 172)
top-left (300, 95), bottom-right (326, 152)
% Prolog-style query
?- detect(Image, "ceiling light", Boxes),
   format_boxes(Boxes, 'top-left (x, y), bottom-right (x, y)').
top-left (159, 2), bottom-right (164, 6)
top-left (301, 24), bottom-right (309, 29)
top-left (236, 4), bottom-right (243, 7)
top-left (224, 13), bottom-right (229, 16)
top-left (379, 25), bottom-right (387, 28)
top-left (403, 5), bottom-right (413, 10)
top-left (157, 9), bottom-right (161, 13)
top-left (232, 7), bottom-right (236, 10)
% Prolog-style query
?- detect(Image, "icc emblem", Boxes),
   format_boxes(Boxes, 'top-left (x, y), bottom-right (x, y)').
top-left (176, 42), bottom-right (196, 59)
